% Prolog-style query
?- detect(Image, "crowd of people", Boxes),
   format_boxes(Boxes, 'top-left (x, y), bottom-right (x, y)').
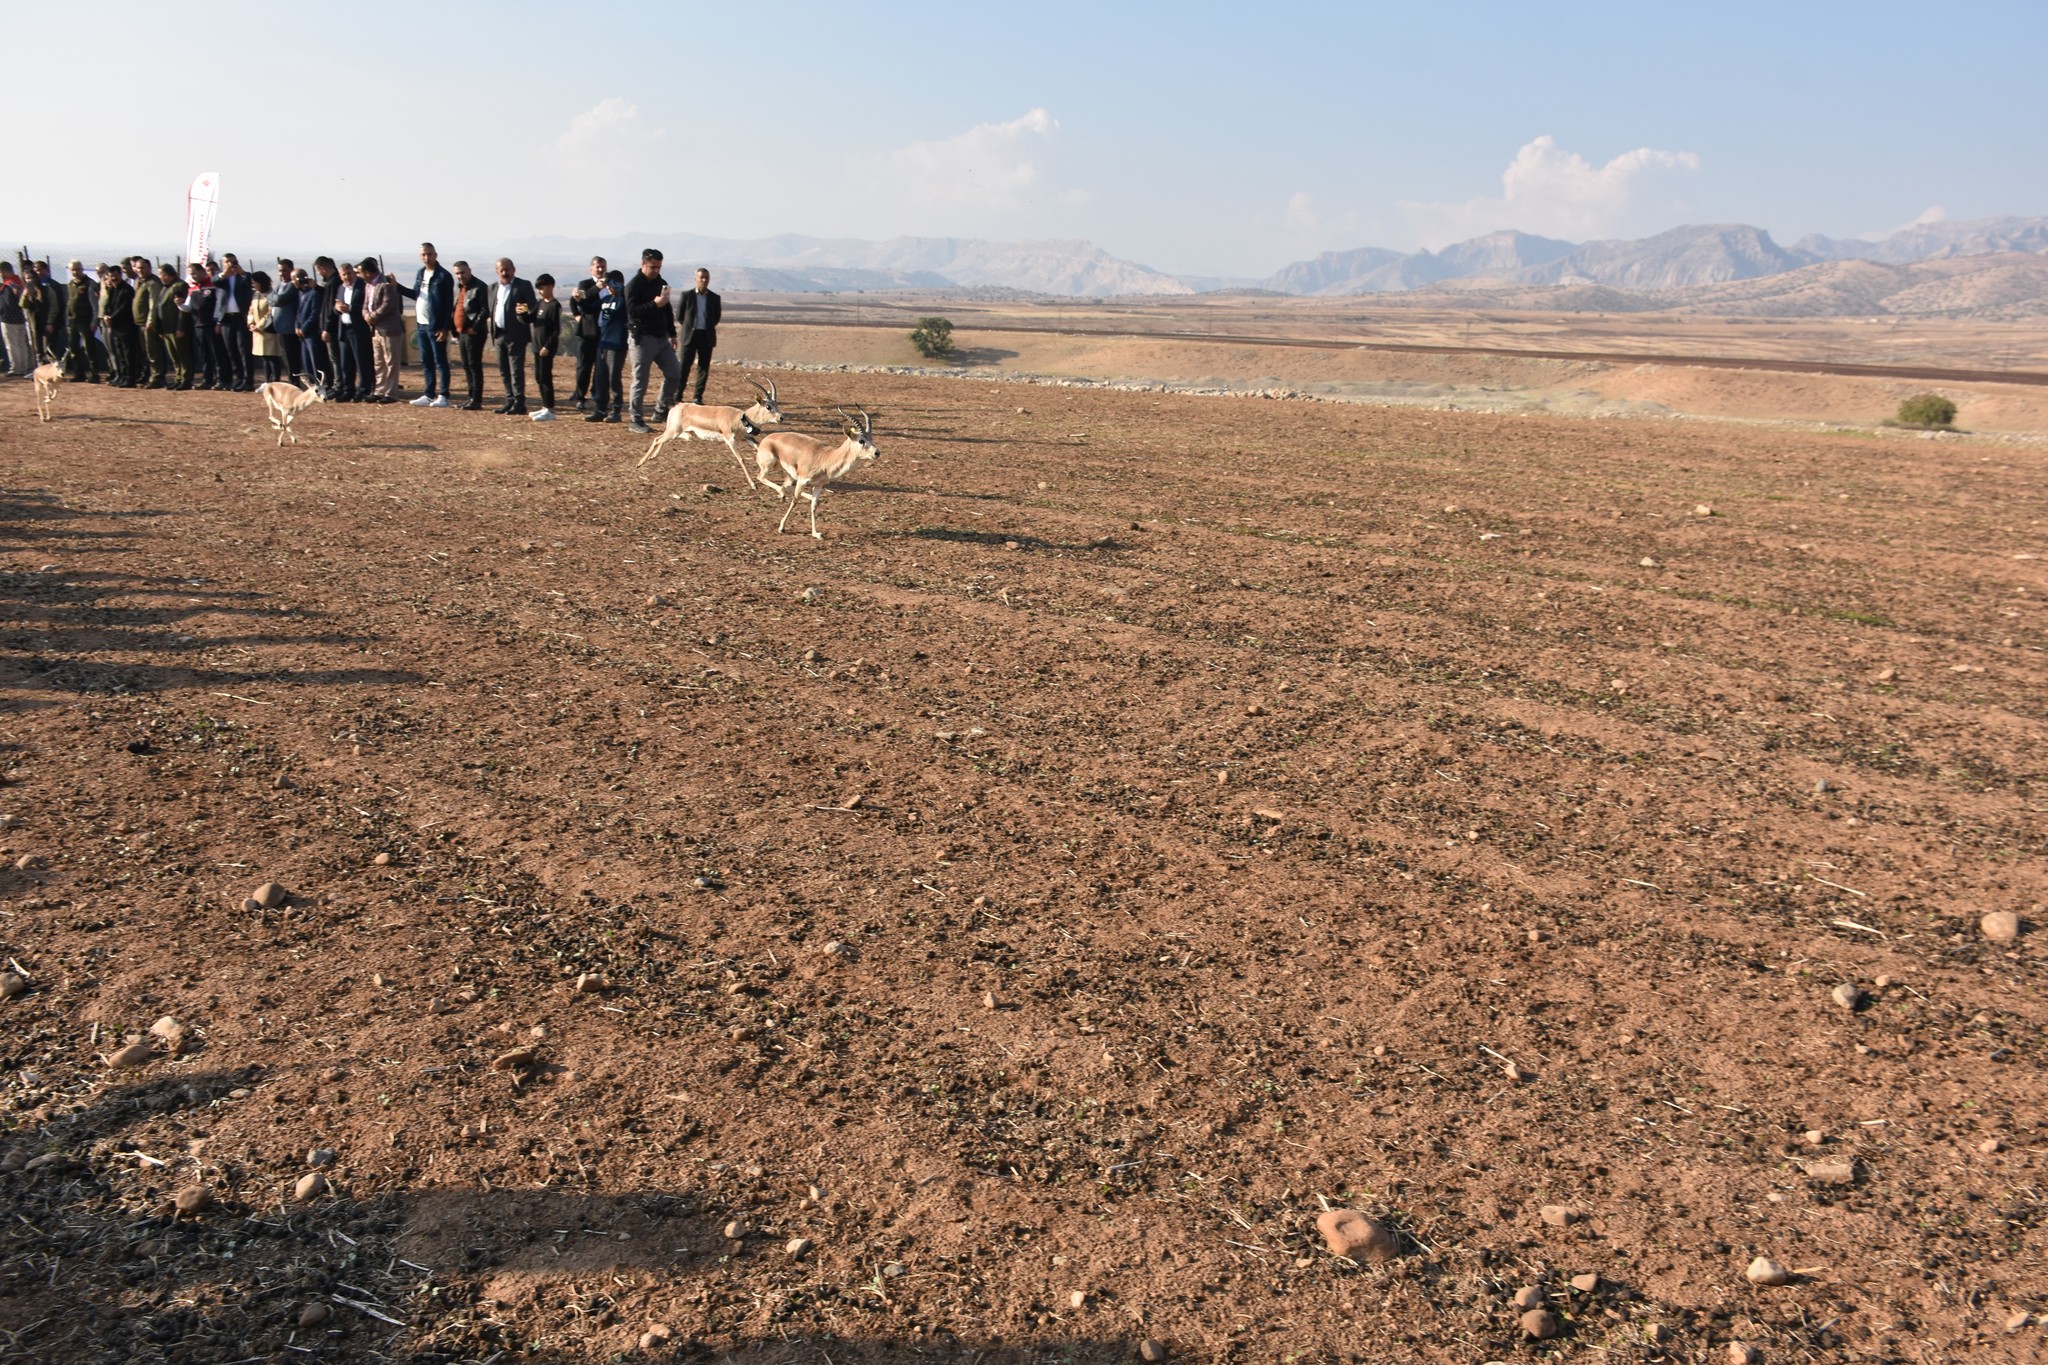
top-left (0, 244), bottom-right (725, 432)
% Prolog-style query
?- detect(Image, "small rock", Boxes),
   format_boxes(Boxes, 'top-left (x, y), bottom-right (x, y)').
top-left (372, 852), bottom-right (391, 866)
top-left (639, 1324), bottom-right (674, 1349)
top-left (1727, 1343), bottom-right (1760, 1365)
top-left (0, 972), bottom-right (27, 1000)
top-left (1069, 1290), bottom-right (1088, 1310)
top-left (1004, 540), bottom-right (1020, 551)
top-left (785, 1236), bottom-right (812, 1258)
top-left (1245, 702), bottom-right (1268, 716)
top-left (173, 1185), bottom-right (213, 1215)
top-left (1980, 1137), bottom-right (2001, 1154)
top-left (646, 594), bottom-right (669, 608)
top-left (1540, 1204), bottom-right (1582, 1228)
top-left (0, 1151), bottom-right (24, 1172)
top-left (1315, 1208), bottom-right (1397, 1261)
top-left (1639, 557), bottom-right (1659, 568)
top-left (2005, 1310), bottom-right (2034, 1332)
top-left (1694, 504), bottom-right (1713, 517)
top-left (1830, 982), bottom-right (1865, 1011)
top-left (723, 1219), bottom-right (748, 1240)
top-left (981, 991), bottom-right (997, 1010)
top-left (1814, 778), bottom-right (1832, 793)
top-left (293, 1172), bottom-right (328, 1202)
top-left (1803, 1129), bottom-right (1826, 1145)
top-left (1872, 666), bottom-right (1897, 683)
top-left (1980, 911), bottom-right (2020, 944)
top-left (13, 854), bottom-right (37, 871)
top-left (108, 1041), bottom-right (155, 1068)
top-left (882, 1262), bottom-right (905, 1278)
top-left (1805, 1160), bottom-right (1855, 1186)
top-left (1570, 1272), bottom-right (1599, 1292)
top-left (1745, 1256), bottom-right (1789, 1286)
top-left (1520, 1308), bottom-right (1560, 1339)
top-left (251, 882), bottom-right (288, 909)
top-left (573, 972), bottom-right (603, 995)
top-left (1511, 1285), bottom-right (1544, 1309)
top-left (148, 1016), bottom-right (187, 1055)
top-left (1526, 928), bottom-right (1548, 943)
top-left (491, 1047), bottom-right (540, 1072)
top-left (299, 1302), bottom-right (331, 1329)
top-left (1504, 1061), bottom-right (1532, 1083)
top-left (1138, 1341), bottom-right (1168, 1363)
top-left (1646, 1323), bottom-right (1674, 1346)
top-left (307, 1148), bottom-right (336, 1169)
top-left (24, 1153), bottom-right (66, 1172)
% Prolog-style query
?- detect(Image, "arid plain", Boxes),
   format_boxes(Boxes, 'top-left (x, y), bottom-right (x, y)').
top-left (1, 309), bottom-right (2043, 1364)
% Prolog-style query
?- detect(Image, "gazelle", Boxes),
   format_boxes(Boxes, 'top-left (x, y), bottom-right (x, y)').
top-left (757, 408), bottom-right (879, 540)
top-left (31, 362), bottom-right (62, 422)
top-left (256, 374), bottom-right (328, 447)
top-left (636, 377), bottom-right (784, 488)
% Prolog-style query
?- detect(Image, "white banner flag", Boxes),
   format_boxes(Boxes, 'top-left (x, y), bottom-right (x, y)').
top-left (185, 172), bottom-right (220, 267)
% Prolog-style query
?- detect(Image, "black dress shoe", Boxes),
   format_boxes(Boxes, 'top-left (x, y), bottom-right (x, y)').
top-left (508, 402), bottom-right (528, 416)
top-left (583, 409), bottom-right (607, 423)
top-left (462, 398), bottom-right (483, 411)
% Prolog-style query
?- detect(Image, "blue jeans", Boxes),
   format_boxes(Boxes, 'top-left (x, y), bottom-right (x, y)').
top-left (416, 326), bottom-right (450, 397)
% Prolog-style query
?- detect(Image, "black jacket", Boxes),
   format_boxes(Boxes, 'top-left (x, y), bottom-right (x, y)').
top-left (674, 287), bottom-right (721, 346)
top-left (570, 276), bottom-right (604, 338)
top-left (454, 277), bottom-right (490, 337)
top-left (530, 297), bottom-right (562, 355)
top-left (487, 277), bottom-right (539, 344)
top-left (309, 273), bottom-right (341, 339)
top-left (398, 263), bottom-right (455, 331)
top-left (624, 272), bottom-right (672, 340)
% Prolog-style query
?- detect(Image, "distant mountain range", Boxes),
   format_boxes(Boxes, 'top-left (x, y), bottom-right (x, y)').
top-left (496, 215), bottom-right (2048, 316)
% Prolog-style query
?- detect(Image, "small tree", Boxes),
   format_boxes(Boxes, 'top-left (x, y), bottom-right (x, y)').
top-left (909, 316), bottom-right (955, 359)
top-left (1894, 393), bottom-right (1957, 429)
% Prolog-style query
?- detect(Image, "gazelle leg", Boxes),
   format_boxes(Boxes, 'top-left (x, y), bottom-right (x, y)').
top-left (808, 488), bottom-right (822, 540)
top-left (777, 479), bottom-right (806, 533)
top-left (638, 434), bottom-right (668, 467)
top-left (723, 435), bottom-right (758, 490)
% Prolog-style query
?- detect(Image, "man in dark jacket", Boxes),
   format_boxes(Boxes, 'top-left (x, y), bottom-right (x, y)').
top-left (99, 265), bottom-right (141, 388)
top-left (568, 255), bottom-right (605, 410)
top-left (271, 264), bottom-right (301, 385)
top-left (215, 254), bottom-right (254, 390)
top-left (132, 258), bottom-right (166, 387)
top-left (63, 261), bottom-right (102, 382)
top-left (156, 263), bottom-right (192, 389)
top-left (450, 260), bottom-right (490, 410)
top-left (397, 241), bottom-right (455, 407)
top-left (184, 264), bottom-right (220, 389)
top-left (486, 257), bottom-right (538, 417)
top-left (624, 247), bottom-right (679, 434)
top-left (673, 266), bottom-right (722, 405)
top-left (308, 257), bottom-right (344, 393)
top-left (293, 269), bottom-right (327, 389)
top-left (331, 261), bottom-right (373, 402)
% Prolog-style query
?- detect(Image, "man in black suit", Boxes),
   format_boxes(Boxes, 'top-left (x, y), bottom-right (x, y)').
top-left (487, 257), bottom-right (538, 417)
top-left (310, 257), bottom-right (345, 395)
top-left (216, 253), bottom-right (254, 389)
top-left (332, 261), bottom-right (373, 402)
top-left (674, 267), bottom-right (721, 404)
top-left (569, 255), bottom-right (604, 411)
top-left (450, 260), bottom-right (490, 410)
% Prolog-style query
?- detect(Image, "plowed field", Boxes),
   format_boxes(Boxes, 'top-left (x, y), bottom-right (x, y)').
top-left (2, 373), bottom-right (2043, 1364)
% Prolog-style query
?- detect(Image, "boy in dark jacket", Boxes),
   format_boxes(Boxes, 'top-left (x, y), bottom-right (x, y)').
top-left (529, 273), bottom-right (562, 421)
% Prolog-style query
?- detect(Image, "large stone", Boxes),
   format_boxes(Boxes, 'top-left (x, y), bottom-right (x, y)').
top-left (1315, 1208), bottom-right (1397, 1261)
top-left (1980, 911), bottom-right (2020, 944)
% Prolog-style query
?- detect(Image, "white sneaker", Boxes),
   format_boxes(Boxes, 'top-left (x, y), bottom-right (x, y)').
top-left (410, 394), bottom-right (434, 406)
top-left (429, 396), bottom-right (451, 408)
top-left (530, 408), bottom-right (556, 422)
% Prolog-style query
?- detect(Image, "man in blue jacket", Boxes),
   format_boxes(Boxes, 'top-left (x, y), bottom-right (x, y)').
top-left (398, 241), bottom-right (455, 407)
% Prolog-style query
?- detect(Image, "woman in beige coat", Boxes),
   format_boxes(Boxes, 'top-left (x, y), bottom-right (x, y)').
top-left (247, 270), bottom-right (286, 383)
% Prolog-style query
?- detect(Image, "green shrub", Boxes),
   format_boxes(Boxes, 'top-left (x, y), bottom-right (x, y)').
top-left (909, 316), bottom-right (955, 359)
top-left (1894, 393), bottom-right (1957, 429)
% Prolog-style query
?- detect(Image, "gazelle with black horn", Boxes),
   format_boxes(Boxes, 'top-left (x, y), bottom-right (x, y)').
top-left (757, 408), bottom-right (880, 540)
top-left (636, 376), bottom-right (783, 488)
top-left (256, 372), bottom-right (329, 447)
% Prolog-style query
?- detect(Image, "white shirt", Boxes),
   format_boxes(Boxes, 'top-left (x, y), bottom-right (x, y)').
top-left (494, 281), bottom-right (510, 329)
top-left (415, 271), bottom-right (431, 326)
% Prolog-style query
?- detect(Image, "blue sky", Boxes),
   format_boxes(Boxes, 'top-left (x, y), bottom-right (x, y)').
top-left (11, 0), bottom-right (2045, 275)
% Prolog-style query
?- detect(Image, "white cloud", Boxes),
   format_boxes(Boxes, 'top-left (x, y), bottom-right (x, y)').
top-left (1401, 135), bottom-right (1701, 248)
top-left (866, 108), bottom-right (1061, 217)
top-left (551, 98), bottom-right (667, 167)
top-left (1280, 191), bottom-right (1360, 254)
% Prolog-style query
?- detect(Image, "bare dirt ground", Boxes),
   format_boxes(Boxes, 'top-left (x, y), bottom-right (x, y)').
top-left (1, 368), bottom-right (2044, 1365)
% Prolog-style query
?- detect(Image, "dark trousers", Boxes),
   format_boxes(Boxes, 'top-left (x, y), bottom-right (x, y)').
top-left (591, 345), bottom-right (625, 413)
top-left (458, 332), bottom-right (487, 402)
top-left (109, 321), bottom-right (144, 385)
top-left (495, 338), bottom-right (527, 407)
top-left (191, 321), bottom-right (220, 387)
top-left (162, 330), bottom-right (192, 387)
top-left (221, 315), bottom-right (252, 389)
top-left (680, 335), bottom-right (714, 403)
top-left (324, 332), bottom-right (348, 394)
top-left (261, 352), bottom-right (286, 382)
top-left (64, 324), bottom-right (102, 381)
top-left (572, 333), bottom-right (598, 401)
top-left (340, 325), bottom-right (372, 398)
top-left (534, 348), bottom-right (555, 410)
